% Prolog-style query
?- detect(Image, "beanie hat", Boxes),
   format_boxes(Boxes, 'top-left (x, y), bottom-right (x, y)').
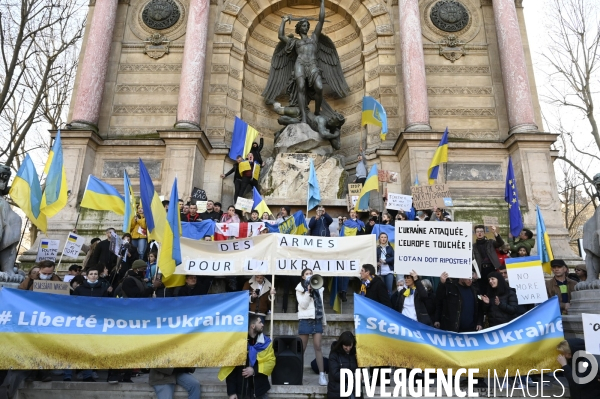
top-left (132, 259), bottom-right (147, 270)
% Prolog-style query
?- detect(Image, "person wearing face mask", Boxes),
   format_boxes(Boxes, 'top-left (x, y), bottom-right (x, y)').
top-left (120, 260), bottom-right (159, 298)
top-left (327, 331), bottom-right (359, 399)
top-left (74, 267), bottom-right (111, 297)
top-left (18, 260), bottom-right (61, 290)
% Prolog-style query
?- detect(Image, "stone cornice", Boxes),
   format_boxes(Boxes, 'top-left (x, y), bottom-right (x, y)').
top-left (157, 130), bottom-right (216, 158)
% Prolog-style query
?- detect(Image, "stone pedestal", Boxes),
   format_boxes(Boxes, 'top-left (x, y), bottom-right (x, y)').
top-left (259, 154), bottom-right (347, 201)
top-left (274, 123), bottom-right (334, 156)
top-left (561, 290), bottom-right (600, 338)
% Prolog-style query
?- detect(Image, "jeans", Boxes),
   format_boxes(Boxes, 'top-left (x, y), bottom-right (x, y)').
top-left (64, 369), bottom-right (92, 380)
top-left (132, 238), bottom-right (147, 260)
top-left (153, 372), bottom-right (201, 399)
top-left (381, 273), bottom-right (394, 296)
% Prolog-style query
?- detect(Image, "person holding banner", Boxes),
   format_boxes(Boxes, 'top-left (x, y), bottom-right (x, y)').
top-left (296, 268), bottom-right (328, 386)
top-left (481, 272), bottom-right (518, 327)
top-left (376, 232), bottom-right (395, 296)
top-left (434, 271), bottom-right (483, 332)
top-left (243, 275), bottom-right (276, 323)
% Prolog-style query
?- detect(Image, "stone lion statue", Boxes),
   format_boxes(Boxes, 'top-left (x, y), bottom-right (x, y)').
top-left (0, 164), bottom-right (24, 283)
top-left (580, 172), bottom-right (600, 290)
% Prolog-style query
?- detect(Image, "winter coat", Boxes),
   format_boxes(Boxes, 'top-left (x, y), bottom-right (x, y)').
top-left (376, 244), bottom-right (395, 272)
top-left (226, 333), bottom-right (271, 398)
top-left (473, 235), bottom-right (505, 269)
top-left (175, 278), bottom-right (212, 297)
top-left (121, 275), bottom-right (153, 298)
top-left (434, 279), bottom-right (483, 332)
top-left (395, 279), bottom-right (432, 326)
top-left (561, 338), bottom-right (600, 399)
top-left (545, 277), bottom-right (578, 313)
top-left (88, 239), bottom-right (118, 270)
top-left (484, 288), bottom-right (519, 327)
top-left (131, 217), bottom-right (147, 239)
top-left (364, 275), bottom-right (392, 308)
top-left (509, 237), bottom-right (535, 256)
top-left (73, 280), bottom-right (110, 297)
top-left (243, 276), bottom-right (273, 316)
top-left (18, 274), bottom-right (61, 290)
top-left (250, 138), bottom-right (264, 165)
top-left (295, 283), bottom-right (327, 325)
top-left (327, 341), bottom-right (359, 399)
top-left (309, 213), bottom-right (333, 237)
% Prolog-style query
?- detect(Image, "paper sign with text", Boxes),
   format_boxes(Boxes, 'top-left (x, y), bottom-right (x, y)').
top-left (62, 233), bottom-right (85, 259)
top-left (235, 197), bottom-right (254, 213)
top-left (32, 280), bottom-right (70, 295)
top-left (348, 183), bottom-right (363, 196)
top-left (483, 216), bottom-right (499, 226)
top-left (582, 313), bottom-right (600, 355)
top-left (386, 193), bottom-right (412, 211)
top-left (36, 240), bottom-right (60, 263)
top-left (394, 221), bottom-right (472, 278)
top-left (191, 187), bottom-right (207, 201)
top-left (505, 256), bottom-right (548, 305)
top-left (196, 201), bottom-right (208, 213)
top-left (410, 184), bottom-right (451, 209)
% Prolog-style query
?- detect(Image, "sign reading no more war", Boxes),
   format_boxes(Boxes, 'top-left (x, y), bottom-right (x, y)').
top-left (394, 221), bottom-right (472, 278)
top-left (505, 256), bottom-right (548, 305)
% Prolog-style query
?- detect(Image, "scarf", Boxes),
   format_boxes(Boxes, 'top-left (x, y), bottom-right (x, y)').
top-left (313, 288), bottom-right (324, 321)
top-left (403, 287), bottom-right (415, 297)
top-left (379, 245), bottom-right (387, 260)
top-left (360, 276), bottom-right (373, 296)
top-left (248, 334), bottom-right (272, 367)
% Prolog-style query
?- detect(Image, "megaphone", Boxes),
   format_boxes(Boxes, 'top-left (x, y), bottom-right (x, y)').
top-left (309, 274), bottom-right (324, 290)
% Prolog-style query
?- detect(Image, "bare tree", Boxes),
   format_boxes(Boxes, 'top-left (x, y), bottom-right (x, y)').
top-left (0, 0), bottom-right (86, 172)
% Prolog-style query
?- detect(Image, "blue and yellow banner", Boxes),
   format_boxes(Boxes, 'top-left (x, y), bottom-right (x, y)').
top-left (427, 127), bottom-right (449, 185)
top-left (230, 117), bottom-right (260, 160)
top-left (0, 289), bottom-right (248, 369)
top-left (266, 210), bottom-right (308, 235)
top-left (80, 175), bottom-right (125, 215)
top-left (361, 96), bottom-right (388, 140)
top-left (355, 295), bottom-right (563, 376)
top-left (9, 154), bottom-right (47, 233)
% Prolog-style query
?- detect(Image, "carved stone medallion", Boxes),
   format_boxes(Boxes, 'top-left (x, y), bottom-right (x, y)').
top-left (430, 0), bottom-right (469, 32)
top-left (142, 0), bottom-right (181, 30)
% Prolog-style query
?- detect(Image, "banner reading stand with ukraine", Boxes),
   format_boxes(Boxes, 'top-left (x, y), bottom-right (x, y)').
top-left (0, 289), bottom-right (249, 369)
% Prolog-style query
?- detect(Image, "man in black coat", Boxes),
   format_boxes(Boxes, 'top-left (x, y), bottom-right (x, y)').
top-left (88, 228), bottom-right (119, 271)
top-left (175, 275), bottom-right (212, 297)
top-left (360, 264), bottom-right (392, 308)
top-left (250, 135), bottom-right (264, 166)
top-left (221, 156), bottom-right (244, 202)
top-left (473, 224), bottom-right (504, 292)
top-left (434, 271), bottom-right (483, 332)
top-left (308, 206), bottom-right (333, 237)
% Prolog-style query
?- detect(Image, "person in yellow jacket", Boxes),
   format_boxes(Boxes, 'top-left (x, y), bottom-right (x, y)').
top-left (131, 205), bottom-right (148, 259)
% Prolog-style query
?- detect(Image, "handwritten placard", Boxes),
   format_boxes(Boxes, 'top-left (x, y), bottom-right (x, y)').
top-left (36, 240), bottom-right (60, 263)
top-left (387, 193), bottom-right (412, 211)
top-left (410, 184), bottom-right (451, 210)
top-left (33, 280), bottom-right (70, 295)
top-left (505, 256), bottom-right (548, 305)
top-left (196, 201), bottom-right (208, 213)
top-left (235, 197), bottom-right (254, 213)
top-left (191, 187), bottom-right (207, 201)
top-left (62, 233), bottom-right (85, 259)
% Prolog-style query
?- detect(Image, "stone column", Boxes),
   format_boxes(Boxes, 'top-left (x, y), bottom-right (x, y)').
top-left (399, 0), bottom-right (431, 132)
top-left (492, 0), bottom-right (538, 133)
top-left (70, 1), bottom-right (119, 132)
top-left (175, 0), bottom-right (210, 129)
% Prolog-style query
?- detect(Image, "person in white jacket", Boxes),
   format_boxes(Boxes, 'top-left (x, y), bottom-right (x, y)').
top-left (296, 268), bottom-right (328, 386)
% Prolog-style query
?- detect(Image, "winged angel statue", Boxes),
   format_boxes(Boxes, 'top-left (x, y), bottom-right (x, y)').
top-left (261, 0), bottom-right (349, 145)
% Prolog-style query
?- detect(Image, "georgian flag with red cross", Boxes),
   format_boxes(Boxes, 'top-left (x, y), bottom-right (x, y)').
top-left (214, 222), bottom-right (265, 241)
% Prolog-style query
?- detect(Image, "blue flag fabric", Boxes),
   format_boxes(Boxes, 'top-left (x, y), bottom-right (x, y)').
top-left (181, 220), bottom-right (216, 240)
top-left (371, 224), bottom-right (395, 246)
top-left (505, 156), bottom-right (523, 237)
top-left (307, 158), bottom-right (321, 211)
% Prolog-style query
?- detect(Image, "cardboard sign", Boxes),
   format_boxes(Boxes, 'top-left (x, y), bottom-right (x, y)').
top-left (378, 170), bottom-right (398, 183)
top-left (32, 280), bottom-right (70, 295)
top-left (394, 221), bottom-right (473, 278)
top-left (410, 184), bottom-right (451, 210)
top-left (582, 313), bottom-right (600, 355)
top-left (191, 187), bottom-right (207, 201)
top-left (36, 239), bottom-right (60, 262)
top-left (196, 201), bottom-right (208, 213)
top-left (62, 233), bottom-right (85, 259)
top-left (505, 256), bottom-right (548, 305)
top-left (235, 197), bottom-right (254, 213)
top-left (347, 183), bottom-right (368, 211)
top-left (387, 193), bottom-right (413, 212)
top-left (483, 216), bottom-right (499, 226)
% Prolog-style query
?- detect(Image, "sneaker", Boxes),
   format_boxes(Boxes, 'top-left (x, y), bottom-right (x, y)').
top-left (319, 372), bottom-right (328, 386)
top-left (82, 377), bottom-right (96, 382)
top-left (339, 291), bottom-right (347, 302)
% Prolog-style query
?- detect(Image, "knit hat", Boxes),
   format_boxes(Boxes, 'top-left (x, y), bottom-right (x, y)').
top-left (132, 259), bottom-right (147, 270)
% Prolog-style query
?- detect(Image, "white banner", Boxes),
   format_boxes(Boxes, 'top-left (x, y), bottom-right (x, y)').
top-left (386, 193), bottom-right (412, 211)
top-left (394, 221), bottom-right (472, 278)
top-left (176, 234), bottom-right (376, 276)
top-left (36, 239), bottom-right (60, 263)
top-left (582, 313), bottom-right (600, 355)
top-left (505, 257), bottom-right (548, 305)
top-left (62, 233), bottom-right (85, 259)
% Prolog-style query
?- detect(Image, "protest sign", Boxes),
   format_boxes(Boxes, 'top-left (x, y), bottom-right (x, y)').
top-left (378, 170), bottom-right (398, 183)
top-left (61, 232), bottom-right (85, 259)
top-left (0, 289), bottom-right (248, 369)
top-left (196, 201), bottom-right (208, 213)
top-left (394, 221), bottom-right (472, 278)
top-left (32, 280), bottom-right (70, 295)
top-left (347, 183), bottom-right (367, 211)
top-left (582, 313), bottom-right (600, 355)
top-left (36, 239), bottom-right (60, 262)
top-left (505, 256), bottom-right (548, 305)
top-left (191, 187), bottom-right (207, 201)
top-left (109, 232), bottom-right (122, 256)
top-left (410, 184), bottom-right (451, 209)
top-left (483, 216), bottom-right (499, 226)
top-left (234, 197), bottom-right (254, 213)
top-left (386, 193), bottom-right (412, 211)
top-left (355, 295), bottom-right (563, 376)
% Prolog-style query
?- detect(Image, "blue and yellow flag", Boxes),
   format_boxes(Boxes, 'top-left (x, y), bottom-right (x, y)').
top-left (372, 224), bottom-right (395, 248)
top-left (307, 158), bottom-right (321, 211)
top-left (80, 175), bottom-right (125, 215)
top-left (266, 210), bottom-right (308, 235)
top-left (40, 130), bottom-right (68, 217)
top-left (340, 219), bottom-right (365, 237)
top-left (427, 127), bottom-right (449, 185)
top-left (123, 171), bottom-right (136, 234)
top-left (536, 205), bottom-right (554, 274)
top-left (328, 277), bottom-right (342, 314)
top-left (361, 96), bottom-right (388, 140)
top-left (505, 156), bottom-right (523, 237)
top-left (159, 178), bottom-right (185, 288)
top-left (354, 164), bottom-right (379, 212)
top-left (230, 117), bottom-right (260, 160)
top-left (139, 159), bottom-right (167, 242)
top-left (252, 187), bottom-right (271, 216)
top-left (9, 154), bottom-right (47, 233)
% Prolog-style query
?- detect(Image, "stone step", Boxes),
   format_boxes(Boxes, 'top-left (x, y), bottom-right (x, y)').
top-left (267, 312), bottom-right (354, 337)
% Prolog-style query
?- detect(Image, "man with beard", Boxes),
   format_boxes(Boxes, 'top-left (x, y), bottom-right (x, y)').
top-left (434, 270), bottom-right (483, 332)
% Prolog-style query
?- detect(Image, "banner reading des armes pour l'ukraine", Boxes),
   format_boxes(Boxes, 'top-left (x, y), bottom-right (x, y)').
top-left (0, 289), bottom-right (249, 369)
top-left (355, 295), bottom-right (564, 376)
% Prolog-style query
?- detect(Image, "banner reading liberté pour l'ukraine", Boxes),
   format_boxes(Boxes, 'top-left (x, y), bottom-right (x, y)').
top-left (176, 233), bottom-right (376, 276)
top-left (0, 289), bottom-right (248, 369)
top-left (355, 295), bottom-right (564, 376)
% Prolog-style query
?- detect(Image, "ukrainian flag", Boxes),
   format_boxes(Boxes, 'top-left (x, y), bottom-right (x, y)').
top-left (361, 96), bottom-right (388, 140)
top-left (41, 241), bottom-right (49, 249)
top-left (159, 178), bottom-right (186, 288)
top-left (340, 219), bottom-right (365, 237)
top-left (328, 277), bottom-right (341, 314)
top-left (123, 171), bottom-right (136, 233)
top-left (40, 130), bottom-right (68, 217)
top-left (9, 154), bottom-right (47, 233)
top-left (68, 234), bottom-right (78, 243)
top-left (252, 187), bottom-right (271, 216)
top-left (372, 224), bottom-right (395, 248)
top-left (354, 164), bottom-right (379, 212)
top-left (427, 128), bottom-right (449, 185)
top-left (229, 117), bottom-right (260, 160)
top-left (536, 205), bottom-right (554, 274)
top-left (80, 175), bottom-right (125, 215)
top-left (269, 211), bottom-right (308, 235)
top-left (139, 159), bottom-right (167, 242)
top-left (239, 160), bottom-right (260, 179)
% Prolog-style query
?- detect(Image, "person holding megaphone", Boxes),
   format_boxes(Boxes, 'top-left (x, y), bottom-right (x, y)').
top-left (296, 268), bottom-right (328, 386)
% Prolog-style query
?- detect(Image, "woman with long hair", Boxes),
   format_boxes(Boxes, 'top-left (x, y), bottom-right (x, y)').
top-left (482, 272), bottom-right (518, 327)
top-left (327, 331), bottom-right (358, 399)
top-left (295, 268), bottom-right (328, 386)
top-left (376, 232), bottom-right (395, 296)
